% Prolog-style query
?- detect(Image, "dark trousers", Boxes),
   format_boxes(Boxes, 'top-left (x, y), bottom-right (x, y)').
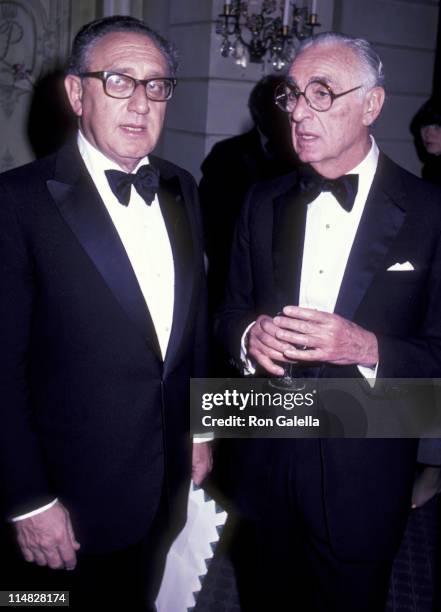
top-left (246, 515), bottom-right (392, 612)
top-left (0, 509), bottom-right (171, 611)
top-left (232, 440), bottom-right (398, 612)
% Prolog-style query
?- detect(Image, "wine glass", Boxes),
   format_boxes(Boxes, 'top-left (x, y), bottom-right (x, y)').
top-left (268, 310), bottom-right (306, 391)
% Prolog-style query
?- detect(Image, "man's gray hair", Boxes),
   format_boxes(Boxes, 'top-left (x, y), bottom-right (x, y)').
top-left (295, 32), bottom-right (385, 89)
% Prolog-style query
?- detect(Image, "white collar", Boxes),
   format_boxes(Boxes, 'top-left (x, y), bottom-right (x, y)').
top-left (345, 135), bottom-right (379, 177)
top-left (77, 129), bottom-right (150, 176)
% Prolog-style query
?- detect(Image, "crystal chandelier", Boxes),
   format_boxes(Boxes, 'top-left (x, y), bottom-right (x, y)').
top-left (216, 1), bottom-right (320, 71)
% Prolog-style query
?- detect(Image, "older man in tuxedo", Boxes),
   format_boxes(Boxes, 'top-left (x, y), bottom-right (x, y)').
top-left (0, 15), bottom-right (211, 611)
top-left (216, 32), bottom-right (441, 612)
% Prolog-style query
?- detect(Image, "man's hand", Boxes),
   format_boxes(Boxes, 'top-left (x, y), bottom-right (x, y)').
top-left (192, 442), bottom-right (213, 486)
top-left (247, 314), bottom-right (296, 376)
top-left (247, 307), bottom-right (378, 375)
top-left (15, 501), bottom-right (80, 570)
top-left (276, 306), bottom-right (378, 366)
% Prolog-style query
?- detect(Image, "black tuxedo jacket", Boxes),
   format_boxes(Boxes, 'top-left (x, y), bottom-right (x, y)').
top-left (216, 153), bottom-right (441, 561)
top-left (0, 142), bottom-right (208, 553)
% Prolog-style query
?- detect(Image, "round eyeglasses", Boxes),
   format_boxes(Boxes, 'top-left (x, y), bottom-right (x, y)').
top-left (79, 71), bottom-right (177, 101)
top-left (274, 80), bottom-right (363, 113)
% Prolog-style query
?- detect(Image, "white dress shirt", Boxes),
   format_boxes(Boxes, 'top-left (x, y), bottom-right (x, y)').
top-left (299, 137), bottom-right (378, 313)
top-left (78, 130), bottom-right (175, 359)
top-left (242, 137), bottom-right (379, 378)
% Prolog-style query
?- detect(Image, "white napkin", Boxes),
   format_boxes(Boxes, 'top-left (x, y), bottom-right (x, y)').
top-left (156, 483), bottom-right (228, 612)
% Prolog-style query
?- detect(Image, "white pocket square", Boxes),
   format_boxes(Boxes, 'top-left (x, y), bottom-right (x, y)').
top-left (387, 261), bottom-right (414, 271)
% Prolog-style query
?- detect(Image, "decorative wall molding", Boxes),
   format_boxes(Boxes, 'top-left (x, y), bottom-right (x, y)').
top-left (0, 0), bottom-right (71, 170)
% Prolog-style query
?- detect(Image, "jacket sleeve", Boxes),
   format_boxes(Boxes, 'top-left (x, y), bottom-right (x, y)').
top-left (0, 181), bottom-right (55, 518)
top-left (214, 185), bottom-right (260, 369)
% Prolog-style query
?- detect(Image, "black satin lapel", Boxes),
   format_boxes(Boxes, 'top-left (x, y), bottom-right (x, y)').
top-left (334, 173), bottom-right (407, 321)
top-left (47, 176), bottom-right (162, 358)
top-left (157, 175), bottom-right (194, 371)
top-left (272, 183), bottom-right (308, 310)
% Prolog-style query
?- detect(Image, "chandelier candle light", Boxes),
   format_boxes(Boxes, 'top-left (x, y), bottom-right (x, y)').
top-left (216, 0), bottom-right (320, 70)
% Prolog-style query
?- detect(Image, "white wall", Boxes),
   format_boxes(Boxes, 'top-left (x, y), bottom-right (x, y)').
top-left (160, 1), bottom-right (212, 178)
top-left (334, 0), bottom-right (439, 176)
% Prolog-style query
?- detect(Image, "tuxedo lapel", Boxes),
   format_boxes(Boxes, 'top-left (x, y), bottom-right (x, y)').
top-left (47, 143), bottom-right (162, 357)
top-left (272, 178), bottom-right (308, 310)
top-left (152, 158), bottom-right (195, 374)
top-left (334, 154), bottom-right (408, 321)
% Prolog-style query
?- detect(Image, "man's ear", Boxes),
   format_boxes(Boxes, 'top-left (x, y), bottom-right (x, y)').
top-left (362, 86), bottom-right (385, 126)
top-left (64, 75), bottom-right (83, 117)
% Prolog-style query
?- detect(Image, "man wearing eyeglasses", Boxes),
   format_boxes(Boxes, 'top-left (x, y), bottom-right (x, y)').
top-left (216, 32), bottom-right (441, 611)
top-left (0, 15), bottom-right (211, 611)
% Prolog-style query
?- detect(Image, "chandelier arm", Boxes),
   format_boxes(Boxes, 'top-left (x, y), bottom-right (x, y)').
top-left (237, 32), bottom-right (252, 50)
top-left (217, 1), bottom-right (320, 68)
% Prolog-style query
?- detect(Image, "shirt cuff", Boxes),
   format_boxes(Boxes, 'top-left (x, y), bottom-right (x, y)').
top-left (240, 321), bottom-right (257, 375)
top-left (357, 362), bottom-right (379, 388)
top-left (193, 435), bottom-right (214, 442)
top-left (11, 498), bottom-right (58, 522)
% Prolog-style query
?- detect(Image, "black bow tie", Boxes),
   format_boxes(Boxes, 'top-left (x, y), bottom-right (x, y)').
top-left (105, 164), bottom-right (160, 206)
top-left (299, 169), bottom-right (359, 212)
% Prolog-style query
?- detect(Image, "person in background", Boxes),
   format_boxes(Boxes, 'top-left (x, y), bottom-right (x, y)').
top-left (199, 74), bottom-right (299, 314)
top-left (411, 97), bottom-right (441, 187)
top-left (0, 15), bottom-right (211, 611)
top-left (410, 97), bottom-right (441, 507)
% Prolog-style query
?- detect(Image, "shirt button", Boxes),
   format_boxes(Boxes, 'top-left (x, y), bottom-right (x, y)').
top-left (325, 224), bottom-right (330, 229)
top-left (318, 270), bottom-right (324, 274)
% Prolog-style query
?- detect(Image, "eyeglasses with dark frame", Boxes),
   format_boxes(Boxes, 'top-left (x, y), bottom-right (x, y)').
top-left (79, 71), bottom-right (177, 101)
top-left (274, 79), bottom-right (363, 113)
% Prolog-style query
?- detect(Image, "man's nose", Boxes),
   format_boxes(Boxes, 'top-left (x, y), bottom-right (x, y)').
top-left (291, 93), bottom-right (314, 123)
top-left (127, 83), bottom-right (150, 113)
